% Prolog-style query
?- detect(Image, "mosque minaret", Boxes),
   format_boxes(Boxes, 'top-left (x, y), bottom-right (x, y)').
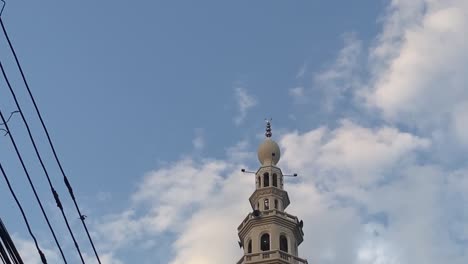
top-left (237, 121), bottom-right (308, 264)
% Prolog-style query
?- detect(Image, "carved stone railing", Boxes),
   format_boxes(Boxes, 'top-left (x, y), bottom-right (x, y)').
top-left (238, 210), bottom-right (300, 231)
top-left (236, 250), bottom-right (308, 264)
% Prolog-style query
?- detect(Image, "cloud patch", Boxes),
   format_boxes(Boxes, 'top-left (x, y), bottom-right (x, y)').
top-left (363, 0), bottom-right (468, 146)
top-left (233, 87), bottom-right (257, 126)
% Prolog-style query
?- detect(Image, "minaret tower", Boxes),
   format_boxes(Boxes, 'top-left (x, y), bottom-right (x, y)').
top-left (237, 121), bottom-right (308, 264)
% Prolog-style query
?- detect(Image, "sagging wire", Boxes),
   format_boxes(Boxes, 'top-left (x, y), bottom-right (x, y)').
top-left (0, 8), bottom-right (100, 263)
top-left (0, 111), bottom-right (18, 135)
top-left (0, 110), bottom-right (68, 263)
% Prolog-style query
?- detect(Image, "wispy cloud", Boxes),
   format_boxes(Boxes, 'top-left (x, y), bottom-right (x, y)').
top-left (296, 62), bottom-right (307, 79)
top-left (313, 32), bottom-right (363, 112)
top-left (233, 87), bottom-right (257, 126)
top-left (192, 128), bottom-right (205, 151)
top-left (289, 86), bottom-right (308, 104)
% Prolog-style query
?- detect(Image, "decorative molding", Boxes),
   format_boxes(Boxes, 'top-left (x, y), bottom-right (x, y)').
top-left (238, 212), bottom-right (304, 245)
top-left (249, 188), bottom-right (290, 209)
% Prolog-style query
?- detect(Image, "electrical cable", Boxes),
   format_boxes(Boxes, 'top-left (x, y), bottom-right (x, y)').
top-left (0, 218), bottom-right (23, 264)
top-left (0, 111), bottom-right (67, 264)
top-left (0, 239), bottom-right (12, 264)
top-left (0, 162), bottom-right (47, 264)
top-left (0, 61), bottom-right (85, 264)
top-left (0, 18), bottom-right (102, 263)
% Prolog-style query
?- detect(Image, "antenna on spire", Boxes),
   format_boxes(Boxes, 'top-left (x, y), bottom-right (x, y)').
top-left (265, 118), bottom-right (272, 138)
top-left (241, 168), bottom-right (256, 174)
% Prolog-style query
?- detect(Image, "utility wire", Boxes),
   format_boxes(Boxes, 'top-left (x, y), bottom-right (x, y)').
top-left (0, 218), bottom-right (24, 264)
top-left (0, 61), bottom-right (86, 264)
top-left (0, 111), bottom-right (18, 126)
top-left (0, 162), bottom-right (47, 264)
top-left (0, 241), bottom-right (11, 264)
top-left (0, 111), bottom-right (67, 264)
top-left (0, 18), bottom-right (102, 263)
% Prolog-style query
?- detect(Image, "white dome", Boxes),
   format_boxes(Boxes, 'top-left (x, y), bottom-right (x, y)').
top-left (257, 138), bottom-right (281, 165)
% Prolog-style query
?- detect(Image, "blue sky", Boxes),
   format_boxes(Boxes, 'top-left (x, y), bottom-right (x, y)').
top-left (1, 0), bottom-right (468, 263)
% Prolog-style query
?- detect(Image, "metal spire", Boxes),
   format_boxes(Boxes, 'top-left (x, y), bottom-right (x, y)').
top-left (265, 118), bottom-right (272, 138)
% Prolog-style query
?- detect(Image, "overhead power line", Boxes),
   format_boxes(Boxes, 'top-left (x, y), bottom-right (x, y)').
top-left (0, 61), bottom-right (85, 263)
top-left (0, 18), bottom-right (102, 264)
top-left (0, 163), bottom-right (47, 264)
top-left (0, 110), bottom-right (68, 264)
top-left (0, 217), bottom-right (25, 264)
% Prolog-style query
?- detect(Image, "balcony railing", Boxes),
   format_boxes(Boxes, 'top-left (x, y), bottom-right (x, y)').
top-left (238, 210), bottom-right (300, 231)
top-left (236, 250), bottom-right (308, 264)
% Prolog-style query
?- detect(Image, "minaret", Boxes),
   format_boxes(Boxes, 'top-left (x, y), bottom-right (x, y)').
top-left (237, 121), bottom-right (308, 264)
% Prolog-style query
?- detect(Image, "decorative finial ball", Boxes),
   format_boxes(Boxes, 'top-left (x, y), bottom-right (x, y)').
top-left (257, 138), bottom-right (281, 165)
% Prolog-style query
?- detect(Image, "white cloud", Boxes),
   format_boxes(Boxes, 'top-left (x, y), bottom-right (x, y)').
top-left (94, 158), bottom-right (237, 252)
top-left (356, 224), bottom-right (401, 264)
top-left (15, 237), bottom-right (60, 264)
top-left (93, 155), bottom-right (253, 263)
top-left (84, 252), bottom-right (123, 264)
top-left (281, 120), bottom-right (430, 187)
top-left (12, 235), bottom-right (123, 264)
top-left (281, 125), bottom-right (468, 264)
top-left (363, 0), bottom-right (468, 145)
top-left (233, 87), bottom-right (257, 125)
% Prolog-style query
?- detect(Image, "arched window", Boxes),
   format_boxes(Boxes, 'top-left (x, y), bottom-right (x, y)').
top-left (247, 239), bottom-right (252, 253)
top-left (273, 174), bottom-right (278, 187)
top-left (274, 199), bottom-right (278, 209)
top-left (263, 173), bottom-right (269, 187)
top-left (257, 202), bottom-right (260, 210)
top-left (280, 235), bottom-right (288, 252)
top-left (264, 199), bottom-right (269, 210)
top-left (260, 233), bottom-right (270, 251)
top-left (257, 176), bottom-right (261, 188)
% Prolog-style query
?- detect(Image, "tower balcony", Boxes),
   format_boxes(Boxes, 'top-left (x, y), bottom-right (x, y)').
top-left (238, 210), bottom-right (303, 235)
top-left (237, 209), bottom-right (305, 246)
top-left (236, 250), bottom-right (309, 264)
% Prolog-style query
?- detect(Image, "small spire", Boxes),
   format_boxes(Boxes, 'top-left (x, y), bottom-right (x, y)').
top-left (265, 118), bottom-right (272, 138)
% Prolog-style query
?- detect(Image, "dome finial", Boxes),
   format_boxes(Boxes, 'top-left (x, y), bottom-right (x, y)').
top-left (258, 118), bottom-right (281, 165)
top-left (265, 118), bottom-right (272, 138)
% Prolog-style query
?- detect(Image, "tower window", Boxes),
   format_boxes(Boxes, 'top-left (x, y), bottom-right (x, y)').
top-left (263, 173), bottom-right (270, 187)
top-left (260, 233), bottom-right (270, 251)
top-left (280, 235), bottom-right (288, 252)
top-left (264, 199), bottom-right (269, 210)
top-left (257, 202), bottom-right (260, 210)
top-left (273, 173), bottom-right (278, 187)
top-left (247, 239), bottom-right (252, 253)
top-left (257, 176), bottom-right (261, 188)
top-left (274, 199), bottom-right (278, 209)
